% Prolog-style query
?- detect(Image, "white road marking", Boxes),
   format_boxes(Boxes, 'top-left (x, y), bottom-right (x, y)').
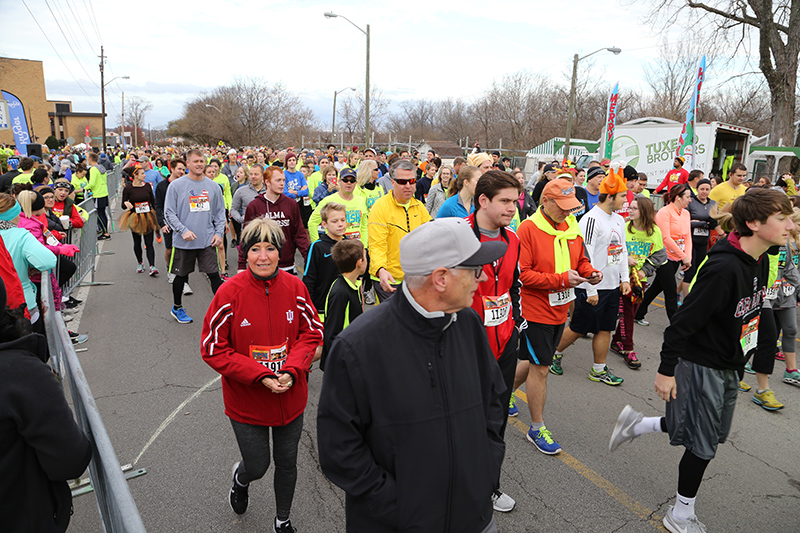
top-left (133, 375), bottom-right (221, 465)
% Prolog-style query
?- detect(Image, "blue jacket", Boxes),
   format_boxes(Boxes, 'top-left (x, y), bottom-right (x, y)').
top-left (284, 170), bottom-right (309, 199)
top-left (436, 193), bottom-right (474, 219)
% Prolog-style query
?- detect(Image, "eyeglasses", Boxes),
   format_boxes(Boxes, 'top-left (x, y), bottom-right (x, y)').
top-left (394, 178), bottom-right (416, 185)
top-left (452, 265), bottom-right (483, 279)
top-left (339, 177), bottom-right (357, 183)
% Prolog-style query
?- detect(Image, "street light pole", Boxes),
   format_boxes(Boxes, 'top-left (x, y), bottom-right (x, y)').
top-left (205, 104), bottom-right (223, 114)
top-left (331, 87), bottom-right (356, 142)
top-left (563, 46), bottom-right (621, 162)
top-left (98, 46), bottom-right (129, 151)
top-left (325, 12), bottom-right (370, 149)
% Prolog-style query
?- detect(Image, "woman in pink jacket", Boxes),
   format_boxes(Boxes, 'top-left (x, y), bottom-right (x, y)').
top-left (634, 183), bottom-right (692, 322)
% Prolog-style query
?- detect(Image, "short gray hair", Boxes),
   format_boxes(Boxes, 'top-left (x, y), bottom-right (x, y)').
top-left (404, 274), bottom-right (429, 291)
top-left (390, 159), bottom-right (417, 180)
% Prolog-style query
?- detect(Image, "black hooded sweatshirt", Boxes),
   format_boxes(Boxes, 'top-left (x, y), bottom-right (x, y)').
top-left (659, 232), bottom-right (768, 376)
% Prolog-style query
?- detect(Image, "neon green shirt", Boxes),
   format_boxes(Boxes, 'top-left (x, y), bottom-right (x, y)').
top-left (308, 192), bottom-right (369, 247)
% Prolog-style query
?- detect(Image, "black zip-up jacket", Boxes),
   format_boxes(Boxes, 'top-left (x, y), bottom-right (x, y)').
top-left (318, 286), bottom-right (505, 532)
top-left (0, 333), bottom-right (92, 532)
top-left (154, 177), bottom-right (172, 227)
top-left (321, 274), bottom-right (362, 370)
top-left (303, 233), bottom-right (341, 313)
top-left (659, 232), bottom-right (768, 376)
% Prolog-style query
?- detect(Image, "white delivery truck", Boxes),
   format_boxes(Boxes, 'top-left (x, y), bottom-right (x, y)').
top-left (576, 117), bottom-right (752, 189)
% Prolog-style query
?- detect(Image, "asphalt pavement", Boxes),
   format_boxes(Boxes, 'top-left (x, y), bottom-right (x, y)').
top-left (65, 228), bottom-right (800, 532)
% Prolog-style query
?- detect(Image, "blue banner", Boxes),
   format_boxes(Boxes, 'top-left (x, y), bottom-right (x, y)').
top-left (1, 90), bottom-right (31, 156)
top-left (676, 55), bottom-right (706, 170)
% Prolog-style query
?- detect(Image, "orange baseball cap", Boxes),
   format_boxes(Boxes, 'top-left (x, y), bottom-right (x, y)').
top-left (542, 179), bottom-right (582, 211)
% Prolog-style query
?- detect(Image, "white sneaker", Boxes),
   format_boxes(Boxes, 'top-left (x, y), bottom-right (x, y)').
top-left (183, 283), bottom-right (193, 295)
top-left (663, 506), bottom-right (707, 533)
top-left (491, 490), bottom-right (515, 512)
top-left (168, 273), bottom-right (176, 284)
top-left (609, 404), bottom-right (644, 452)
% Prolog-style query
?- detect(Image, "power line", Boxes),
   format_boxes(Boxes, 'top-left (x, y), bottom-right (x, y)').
top-left (20, 0), bottom-right (99, 104)
top-left (57, 0), bottom-right (103, 63)
top-left (83, 0), bottom-right (103, 44)
top-left (42, 0), bottom-right (100, 87)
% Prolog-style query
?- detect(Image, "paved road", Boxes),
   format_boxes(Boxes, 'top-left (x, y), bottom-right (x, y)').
top-left (66, 229), bottom-right (800, 532)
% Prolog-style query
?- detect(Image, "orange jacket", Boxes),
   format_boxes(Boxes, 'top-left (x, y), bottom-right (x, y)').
top-left (517, 215), bottom-right (597, 325)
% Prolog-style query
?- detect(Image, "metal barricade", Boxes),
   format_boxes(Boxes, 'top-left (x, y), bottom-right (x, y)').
top-left (61, 198), bottom-right (113, 298)
top-left (42, 273), bottom-right (147, 533)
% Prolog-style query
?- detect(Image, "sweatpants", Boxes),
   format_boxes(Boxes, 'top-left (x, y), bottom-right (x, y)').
top-left (751, 306), bottom-right (777, 375)
top-left (230, 413), bottom-right (304, 521)
top-left (612, 285), bottom-right (644, 351)
top-left (96, 196), bottom-right (109, 234)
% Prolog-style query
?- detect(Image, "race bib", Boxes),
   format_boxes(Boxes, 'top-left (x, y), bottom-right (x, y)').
top-left (549, 287), bottom-right (575, 306)
top-left (135, 202), bottom-right (150, 214)
top-left (303, 196), bottom-right (311, 206)
top-left (766, 281), bottom-right (780, 300)
top-left (44, 230), bottom-right (59, 247)
top-left (345, 230), bottom-right (361, 240)
top-left (250, 341), bottom-right (288, 373)
top-left (189, 195), bottom-right (210, 212)
top-left (675, 238), bottom-right (685, 251)
top-left (607, 243), bottom-right (623, 266)
top-left (693, 227), bottom-right (709, 237)
top-left (482, 292), bottom-right (511, 327)
top-left (740, 317), bottom-right (759, 354)
top-left (782, 280), bottom-right (796, 296)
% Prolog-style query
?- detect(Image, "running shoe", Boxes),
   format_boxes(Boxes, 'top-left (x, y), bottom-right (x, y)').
top-left (663, 506), bottom-right (707, 533)
top-left (69, 331), bottom-right (88, 345)
top-left (273, 518), bottom-right (296, 533)
top-left (609, 404), bottom-right (644, 452)
top-left (776, 351), bottom-right (786, 361)
top-left (155, 232), bottom-right (163, 244)
top-left (634, 319), bottom-right (649, 326)
top-left (170, 306), bottom-right (193, 324)
top-left (589, 366), bottom-right (623, 385)
top-left (549, 353), bottom-right (563, 375)
top-left (136, 263), bottom-right (145, 273)
top-left (229, 462), bottom-right (248, 515)
top-left (738, 381), bottom-right (752, 392)
top-left (526, 425), bottom-right (561, 455)
top-left (508, 395), bottom-right (518, 417)
top-left (364, 287), bottom-right (377, 305)
top-left (624, 352), bottom-right (641, 369)
top-left (491, 490), bottom-right (515, 512)
top-left (752, 389), bottom-right (784, 410)
top-left (183, 283), bottom-right (193, 295)
top-left (610, 341), bottom-right (625, 356)
top-left (220, 273), bottom-right (231, 282)
top-left (783, 369), bottom-right (800, 386)
top-left (149, 265), bottom-right (159, 277)
top-left (744, 362), bottom-right (755, 374)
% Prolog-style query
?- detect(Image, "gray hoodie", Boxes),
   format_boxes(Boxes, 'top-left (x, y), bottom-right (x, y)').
top-left (230, 182), bottom-right (266, 224)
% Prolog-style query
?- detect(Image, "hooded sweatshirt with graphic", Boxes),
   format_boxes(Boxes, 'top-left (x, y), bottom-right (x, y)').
top-left (659, 232), bottom-right (769, 376)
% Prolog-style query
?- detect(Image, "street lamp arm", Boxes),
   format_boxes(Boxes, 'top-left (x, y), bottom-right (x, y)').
top-left (104, 75), bottom-right (129, 88)
top-left (205, 104), bottom-right (223, 114)
top-left (578, 46), bottom-right (622, 62)
top-left (324, 12), bottom-right (366, 35)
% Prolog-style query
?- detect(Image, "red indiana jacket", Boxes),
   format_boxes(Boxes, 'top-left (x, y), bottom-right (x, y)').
top-left (238, 193), bottom-right (310, 271)
top-left (467, 213), bottom-right (524, 360)
top-left (201, 268), bottom-right (323, 427)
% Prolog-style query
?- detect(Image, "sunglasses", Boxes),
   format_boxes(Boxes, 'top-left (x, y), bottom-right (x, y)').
top-left (339, 177), bottom-right (357, 183)
top-left (394, 178), bottom-right (416, 185)
top-left (453, 265), bottom-right (483, 279)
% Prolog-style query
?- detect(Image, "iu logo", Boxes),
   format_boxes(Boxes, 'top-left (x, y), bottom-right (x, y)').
top-left (286, 310), bottom-right (294, 323)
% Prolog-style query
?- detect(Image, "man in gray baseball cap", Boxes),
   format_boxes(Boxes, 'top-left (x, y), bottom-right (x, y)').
top-left (318, 217), bottom-right (508, 533)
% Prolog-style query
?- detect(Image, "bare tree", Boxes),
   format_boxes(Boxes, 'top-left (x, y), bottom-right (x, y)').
top-left (336, 86), bottom-right (390, 143)
top-left (639, 39), bottom-right (710, 121)
top-left (648, 0), bottom-right (800, 171)
top-left (123, 96), bottom-right (152, 146)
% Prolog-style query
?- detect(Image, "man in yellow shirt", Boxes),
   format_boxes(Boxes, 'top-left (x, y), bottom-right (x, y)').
top-left (709, 163), bottom-right (748, 210)
top-left (368, 160), bottom-right (432, 301)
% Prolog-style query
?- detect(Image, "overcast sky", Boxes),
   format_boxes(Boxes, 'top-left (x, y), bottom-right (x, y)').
top-left (2, 0), bottom-right (753, 133)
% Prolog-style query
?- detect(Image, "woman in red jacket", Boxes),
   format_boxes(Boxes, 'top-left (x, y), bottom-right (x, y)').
top-left (201, 217), bottom-right (323, 533)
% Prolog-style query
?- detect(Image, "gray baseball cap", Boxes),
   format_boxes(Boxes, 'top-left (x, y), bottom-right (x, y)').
top-left (400, 218), bottom-right (507, 276)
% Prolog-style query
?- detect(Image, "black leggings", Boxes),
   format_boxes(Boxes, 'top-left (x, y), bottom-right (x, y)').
top-left (56, 257), bottom-right (77, 289)
top-left (96, 196), bottom-right (109, 234)
top-left (678, 449), bottom-right (710, 498)
top-left (636, 260), bottom-right (681, 321)
top-left (172, 273), bottom-right (222, 307)
top-left (230, 413), bottom-right (304, 521)
top-left (132, 231), bottom-right (155, 266)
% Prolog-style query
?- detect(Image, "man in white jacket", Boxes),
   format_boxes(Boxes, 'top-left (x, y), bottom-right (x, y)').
top-left (550, 168), bottom-right (632, 385)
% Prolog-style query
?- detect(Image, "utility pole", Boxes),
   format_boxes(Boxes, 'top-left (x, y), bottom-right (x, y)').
top-left (99, 46), bottom-right (106, 151)
top-left (365, 23), bottom-right (370, 150)
top-left (121, 91), bottom-right (125, 150)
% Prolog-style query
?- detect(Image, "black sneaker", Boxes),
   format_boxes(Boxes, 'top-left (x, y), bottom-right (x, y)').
top-left (229, 462), bottom-right (248, 515)
top-left (273, 518), bottom-right (297, 533)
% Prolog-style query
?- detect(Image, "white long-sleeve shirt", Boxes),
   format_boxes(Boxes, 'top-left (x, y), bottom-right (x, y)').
top-left (578, 205), bottom-right (630, 297)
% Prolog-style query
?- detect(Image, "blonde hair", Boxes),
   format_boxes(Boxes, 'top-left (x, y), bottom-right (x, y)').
top-left (448, 165), bottom-right (480, 198)
top-left (356, 159), bottom-right (377, 187)
top-left (789, 207), bottom-right (800, 250)
top-left (240, 217), bottom-right (285, 252)
top-left (320, 202), bottom-right (346, 222)
top-left (17, 190), bottom-right (36, 217)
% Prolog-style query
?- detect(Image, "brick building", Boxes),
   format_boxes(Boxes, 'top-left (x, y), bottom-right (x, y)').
top-left (0, 57), bottom-right (104, 149)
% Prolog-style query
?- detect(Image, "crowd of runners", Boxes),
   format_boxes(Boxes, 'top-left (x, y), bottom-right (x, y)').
top-left (0, 141), bottom-right (797, 533)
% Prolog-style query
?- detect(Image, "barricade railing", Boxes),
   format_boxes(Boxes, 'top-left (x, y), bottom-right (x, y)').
top-left (42, 272), bottom-right (147, 533)
top-left (60, 197), bottom-right (113, 298)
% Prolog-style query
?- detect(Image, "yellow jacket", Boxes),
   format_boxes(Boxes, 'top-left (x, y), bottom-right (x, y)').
top-left (368, 192), bottom-right (431, 282)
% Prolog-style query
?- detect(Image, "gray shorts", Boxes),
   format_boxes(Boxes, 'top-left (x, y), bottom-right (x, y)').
top-left (666, 359), bottom-right (738, 460)
top-left (169, 246), bottom-right (219, 276)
